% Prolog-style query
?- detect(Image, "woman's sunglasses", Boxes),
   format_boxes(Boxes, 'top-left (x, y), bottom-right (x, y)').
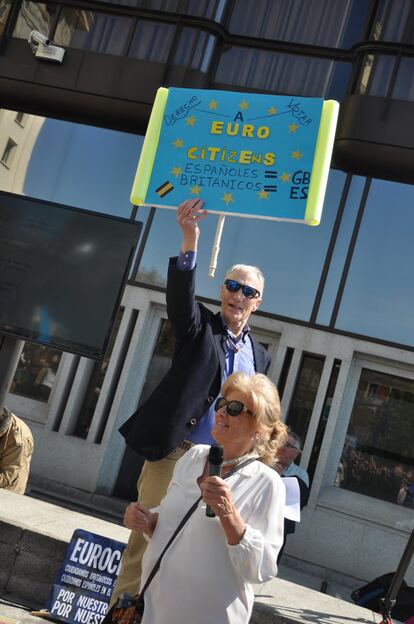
top-left (224, 279), bottom-right (260, 299)
top-left (214, 397), bottom-right (252, 416)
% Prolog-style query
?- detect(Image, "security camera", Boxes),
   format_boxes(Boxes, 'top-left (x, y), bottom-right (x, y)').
top-left (28, 30), bottom-right (65, 63)
top-left (28, 30), bottom-right (51, 46)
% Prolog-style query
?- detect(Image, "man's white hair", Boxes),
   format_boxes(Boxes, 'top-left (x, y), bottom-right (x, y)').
top-left (225, 264), bottom-right (265, 295)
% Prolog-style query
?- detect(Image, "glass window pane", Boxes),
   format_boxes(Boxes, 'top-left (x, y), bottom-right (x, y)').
top-left (0, 110), bottom-right (143, 218)
top-left (139, 318), bottom-right (175, 405)
top-left (12, 1), bottom-right (54, 40)
top-left (316, 175), bottom-right (365, 326)
top-left (373, 0), bottom-right (413, 43)
top-left (128, 20), bottom-right (175, 62)
top-left (11, 344), bottom-right (62, 403)
top-left (285, 353), bottom-right (325, 443)
top-left (228, 0), bottom-right (369, 48)
top-left (392, 57), bottom-right (414, 102)
top-left (0, 0), bottom-right (12, 36)
top-left (174, 27), bottom-right (217, 71)
top-left (73, 308), bottom-right (124, 439)
top-left (336, 368), bottom-right (414, 507)
top-left (214, 47), bottom-right (351, 100)
top-left (137, 169), bottom-right (346, 322)
top-left (1, 138), bottom-right (17, 167)
top-left (54, 9), bottom-right (133, 55)
top-left (335, 179), bottom-right (414, 346)
top-left (308, 359), bottom-right (341, 482)
top-left (359, 54), bottom-right (414, 102)
top-left (359, 54), bottom-right (394, 97)
top-left (92, 0), bottom-right (226, 21)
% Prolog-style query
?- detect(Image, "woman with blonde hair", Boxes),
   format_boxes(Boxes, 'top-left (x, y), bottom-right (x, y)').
top-left (122, 371), bottom-right (287, 624)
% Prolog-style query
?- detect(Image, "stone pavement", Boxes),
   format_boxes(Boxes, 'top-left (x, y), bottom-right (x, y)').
top-left (0, 490), bottom-right (389, 624)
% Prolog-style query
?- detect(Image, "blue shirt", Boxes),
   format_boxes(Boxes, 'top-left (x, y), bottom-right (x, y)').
top-left (177, 250), bottom-right (256, 444)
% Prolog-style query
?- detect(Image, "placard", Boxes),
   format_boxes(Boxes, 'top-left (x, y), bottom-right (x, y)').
top-left (47, 529), bottom-right (126, 624)
top-left (131, 87), bottom-right (339, 225)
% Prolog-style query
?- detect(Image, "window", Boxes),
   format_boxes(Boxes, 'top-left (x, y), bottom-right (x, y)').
top-left (316, 175), bottom-right (366, 326)
top-left (285, 353), bottom-right (325, 443)
top-left (173, 28), bottom-right (217, 71)
top-left (0, 0), bottom-right (12, 36)
top-left (54, 9), bottom-right (133, 55)
top-left (372, 0), bottom-right (414, 44)
top-left (12, 1), bottom-right (54, 40)
top-left (1, 138), bottom-right (17, 167)
top-left (19, 114), bottom-right (142, 217)
top-left (335, 178), bottom-right (414, 346)
top-left (11, 344), bottom-right (62, 403)
top-left (308, 359), bottom-right (341, 482)
top-left (15, 112), bottom-right (27, 127)
top-left (128, 20), bottom-right (175, 62)
top-left (214, 48), bottom-right (351, 101)
top-left (73, 308), bottom-right (125, 439)
top-left (336, 368), bottom-right (414, 508)
top-left (138, 318), bottom-right (176, 406)
top-left (358, 55), bottom-right (414, 102)
top-left (228, 0), bottom-right (370, 48)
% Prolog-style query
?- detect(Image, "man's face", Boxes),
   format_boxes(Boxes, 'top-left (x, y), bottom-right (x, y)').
top-left (277, 434), bottom-right (301, 466)
top-left (220, 268), bottom-right (262, 332)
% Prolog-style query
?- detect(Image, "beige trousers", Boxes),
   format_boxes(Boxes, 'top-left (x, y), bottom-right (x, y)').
top-left (110, 447), bottom-right (187, 607)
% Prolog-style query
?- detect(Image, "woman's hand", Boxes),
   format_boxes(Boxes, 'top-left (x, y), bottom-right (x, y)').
top-left (200, 476), bottom-right (246, 545)
top-left (200, 476), bottom-right (236, 518)
top-left (123, 501), bottom-right (158, 537)
top-left (177, 198), bottom-right (207, 252)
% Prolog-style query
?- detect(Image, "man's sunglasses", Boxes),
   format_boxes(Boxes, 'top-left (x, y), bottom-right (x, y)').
top-left (224, 279), bottom-right (260, 300)
top-left (214, 397), bottom-right (252, 416)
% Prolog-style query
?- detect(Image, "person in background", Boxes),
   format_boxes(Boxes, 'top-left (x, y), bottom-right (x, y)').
top-left (123, 372), bottom-right (287, 624)
top-left (275, 430), bottom-right (309, 562)
top-left (34, 353), bottom-right (60, 402)
top-left (0, 406), bottom-right (34, 494)
top-left (112, 198), bottom-right (270, 605)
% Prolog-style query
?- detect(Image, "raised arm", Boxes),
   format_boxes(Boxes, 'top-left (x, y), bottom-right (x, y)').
top-left (166, 199), bottom-right (207, 340)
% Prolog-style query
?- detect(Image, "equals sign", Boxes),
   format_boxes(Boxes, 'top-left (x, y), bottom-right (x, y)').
top-left (265, 171), bottom-right (278, 178)
top-left (263, 185), bottom-right (278, 192)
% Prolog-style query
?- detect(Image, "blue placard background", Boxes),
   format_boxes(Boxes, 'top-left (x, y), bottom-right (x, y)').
top-left (145, 88), bottom-right (323, 221)
top-left (47, 529), bottom-right (126, 624)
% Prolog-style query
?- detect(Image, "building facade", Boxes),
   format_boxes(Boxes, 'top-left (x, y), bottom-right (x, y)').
top-left (0, 0), bottom-right (413, 585)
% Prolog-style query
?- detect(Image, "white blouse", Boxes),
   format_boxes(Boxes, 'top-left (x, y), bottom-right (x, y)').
top-left (140, 444), bottom-right (285, 624)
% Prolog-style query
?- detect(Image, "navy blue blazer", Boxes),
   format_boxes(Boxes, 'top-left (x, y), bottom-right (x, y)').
top-left (119, 257), bottom-right (271, 461)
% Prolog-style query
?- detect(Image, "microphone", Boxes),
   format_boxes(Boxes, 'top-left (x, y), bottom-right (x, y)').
top-left (206, 444), bottom-right (223, 517)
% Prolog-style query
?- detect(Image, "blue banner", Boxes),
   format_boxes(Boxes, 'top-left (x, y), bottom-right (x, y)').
top-left (47, 529), bottom-right (126, 624)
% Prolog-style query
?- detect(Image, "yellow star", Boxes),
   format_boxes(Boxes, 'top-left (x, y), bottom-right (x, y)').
top-left (267, 106), bottom-right (277, 115)
top-left (170, 166), bottom-right (183, 178)
top-left (291, 150), bottom-right (302, 160)
top-left (258, 189), bottom-right (269, 199)
top-left (239, 101), bottom-right (249, 110)
top-left (222, 193), bottom-right (235, 206)
top-left (186, 115), bottom-right (196, 126)
top-left (279, 172), bottom-right (291, 182)
top-left (189, 185), bottom-right (201, 195)
top-left (172, 138), bottom-right (184, 148)
top-left (209, 100), bottom-right (218, 110)
top-left (288, 123), bottom-right (299, 133)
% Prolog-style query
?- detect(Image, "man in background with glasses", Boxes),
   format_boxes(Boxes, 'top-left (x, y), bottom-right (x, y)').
top-left (113, 198), bottom-right (270, 604)
top-left (275, 430), bottom-right (309, 561)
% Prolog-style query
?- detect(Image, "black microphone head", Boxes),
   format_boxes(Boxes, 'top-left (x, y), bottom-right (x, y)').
top-left (208, 444), bottom-right (223, 465)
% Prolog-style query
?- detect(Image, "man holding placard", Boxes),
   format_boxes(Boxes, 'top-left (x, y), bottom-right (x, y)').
top-left (113, 198), bottom-right (270, 604)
